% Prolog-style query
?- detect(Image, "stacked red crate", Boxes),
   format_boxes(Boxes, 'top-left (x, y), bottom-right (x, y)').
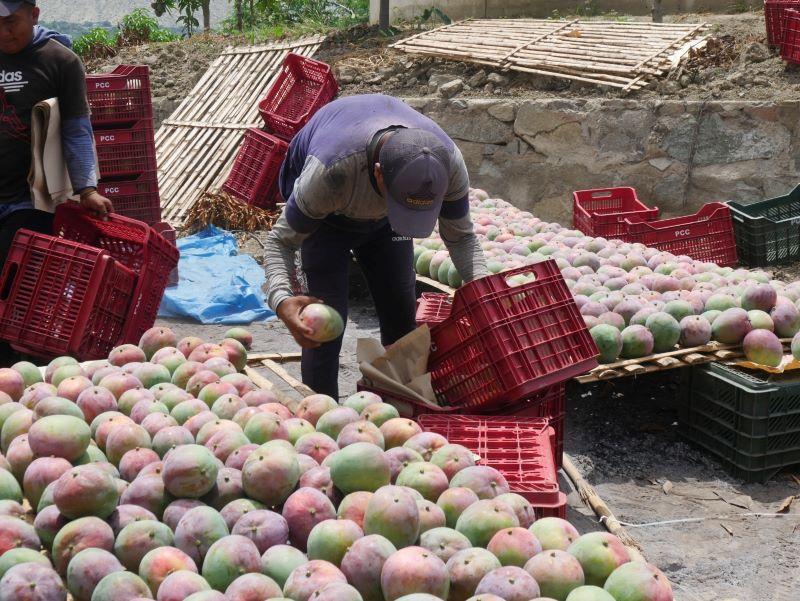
top-left (86, 66), bottom-right (162, 225)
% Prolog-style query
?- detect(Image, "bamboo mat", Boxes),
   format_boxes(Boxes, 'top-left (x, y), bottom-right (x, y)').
top-left (156, 37), bottom-right (325, 226)
top-left (392, 19), bottom-right (709, 91)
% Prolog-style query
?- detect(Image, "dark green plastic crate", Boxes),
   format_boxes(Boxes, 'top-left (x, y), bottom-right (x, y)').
top-left (727, 186), bottom-right (800, 267)
top-left (679, 363), bottom-right (800, 482)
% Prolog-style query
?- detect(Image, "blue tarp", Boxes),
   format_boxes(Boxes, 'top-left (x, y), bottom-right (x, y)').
top-left (158, 225), bottom-right (275, 325)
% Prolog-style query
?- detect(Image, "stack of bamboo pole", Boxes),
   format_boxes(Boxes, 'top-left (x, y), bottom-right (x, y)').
top-left (392, 19), bottom-right (708, 90)
top-left (156, 37), bottom-right (325, 226)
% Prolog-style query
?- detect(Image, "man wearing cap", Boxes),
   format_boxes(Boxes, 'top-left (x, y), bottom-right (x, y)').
top-left (265, 94), bottom-right (488, 398)
top-left (0, 0), bottom-right (112, 267)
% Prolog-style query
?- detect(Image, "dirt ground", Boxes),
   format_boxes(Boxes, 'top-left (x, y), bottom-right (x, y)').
top-left (155, 283), bottom-right (800, 601)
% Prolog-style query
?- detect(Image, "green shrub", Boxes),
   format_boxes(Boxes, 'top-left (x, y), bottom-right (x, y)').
top-left (118, 8), bottom-right (179, 45)
top-left (73, 27), bottom-right (117, 59)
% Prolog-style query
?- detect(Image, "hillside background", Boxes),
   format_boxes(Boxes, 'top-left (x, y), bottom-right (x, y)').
top-left (39, 0), bottom-right (230, 37)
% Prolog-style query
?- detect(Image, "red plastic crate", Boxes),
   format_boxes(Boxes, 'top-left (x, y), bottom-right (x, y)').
top-left (0, 230), bottom-right (136, 360)
top-left (222, 129), bottom-right (288, 210)
top-left (782, 9), bottom-right (800, 63)
top-left (416, 292), bottom-right (452, 328)
top-left (355, 381), bottom-right (565, 468)
top-left (623, 202), bottom-right (738, 266)
top-left (86, 65), bottom-right (153, 126)
top-left (418, 415), bottom-right (563, 510)
top-left (258, 53), bottom-right (338, 140)
top-left (766, 0), bottom-right (800, 47)
top-left (98, 172), bottom-right (161, 225)
top-left (94, 120), bottom-right (157, 179)
top-left (428, 261), bottom-right (598, 410)
top-left (572, 187), bottom-right (659, 239)
top-left (152, 222), bottom-right (179, 287)
top-left (52, 204), bottom-right (179, 344)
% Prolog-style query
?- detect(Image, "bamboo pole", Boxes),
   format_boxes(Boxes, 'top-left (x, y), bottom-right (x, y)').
top-left (562, 454), bottom-right (647, 562)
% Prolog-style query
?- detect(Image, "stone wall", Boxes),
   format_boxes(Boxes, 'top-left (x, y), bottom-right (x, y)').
top-left (403, 97), bottom-right (800, 226)
top-left (370, 0), bottom-right (761, 24)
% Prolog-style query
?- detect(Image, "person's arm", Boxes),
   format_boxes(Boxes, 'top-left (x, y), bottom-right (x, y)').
top-left (439, 195), bottom-right (488, 282)
top-left (266, 158), bottom-right (339, 347)
top-left (438, 145), bottom-right (488, 282)
top-left (57, 52), bottom-right (111, 215)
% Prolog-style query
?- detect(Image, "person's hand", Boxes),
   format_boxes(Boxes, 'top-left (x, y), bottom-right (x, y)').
top-left (79, 190), bottom-right (113, 217)
top-left (277, 295), bottom-right (323, 349)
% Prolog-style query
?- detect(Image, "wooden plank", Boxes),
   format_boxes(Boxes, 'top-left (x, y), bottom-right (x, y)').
top-left (261, 359), bottom-right (315, 397)
top-left (246, 352), bottom-right (302, 363)
top-left (244, 365), bottom-right (275, 390)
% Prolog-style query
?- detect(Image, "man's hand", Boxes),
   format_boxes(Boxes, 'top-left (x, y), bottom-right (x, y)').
top-left (277, 295), bottom-right (323, 349)
top-left (79, 190), bottom-right (113, 217)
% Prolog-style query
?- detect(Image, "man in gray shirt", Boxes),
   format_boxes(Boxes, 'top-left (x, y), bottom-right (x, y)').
top-left (265, 94), bottom-right (488, 398)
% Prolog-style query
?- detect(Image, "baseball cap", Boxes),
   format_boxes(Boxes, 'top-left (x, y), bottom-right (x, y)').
top-left (379, 128), bottom-right (450, 239)
top-left (0, 0), bottom-right (35, 17)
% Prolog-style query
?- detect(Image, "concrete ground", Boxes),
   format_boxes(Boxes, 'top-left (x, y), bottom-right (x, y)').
top-left (156, 292), bottom-right (800, 601)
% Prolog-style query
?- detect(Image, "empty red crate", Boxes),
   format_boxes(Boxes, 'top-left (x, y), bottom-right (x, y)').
top-left (52, 204), bottom-right (179, 344)
top-left (86, 65), bottom-right (153, 126)
top-left (573, 187), bottom-right (659, 239)
top-left (94, 120), bottom-right (157, 179)
top-left (765, 0), bottom-right (800, 47)
top-left (258, 53), bottom-right (338, 140)
top-left (782, 9), bottom-right (800, 63)
top-left (623, 202), bottom-right (738, 266)
top-left (416, 292), bottom-right (452, 328)
top-left (428, 261), bottom-right (597, 410)
top-left (0, 230), bottom-right (136, 360)
top-left (152, 222), bottom-right (179, 287)
top-left (418, 415), bottom-right (565, 512)
top-left (98, 172), bottom-right (161, 225)
top-left (223, 128), bottom-right (288, 210)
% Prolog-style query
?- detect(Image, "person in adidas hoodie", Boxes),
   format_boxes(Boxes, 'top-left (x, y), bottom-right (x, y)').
top-left (0, 0), bottom-right (112, 269)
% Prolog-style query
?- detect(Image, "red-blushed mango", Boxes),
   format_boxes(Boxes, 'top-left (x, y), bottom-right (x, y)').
top-left (52, 516), bottom-right (114, 574)
top-left (743, 329), bottom-right (784, 367)
top-left (139, 326), bottom-right (178, 359)
top-left (219, 338), bottom-right (248, 371)
top-left (531, 517), bottom-right (581, 551)
top-left (0, 515), bottom-right (39, 555)
top-left (619, 325), bottom-right (654, 359)
top-left (28, 414), bottom-right (89, 461)
top-left (224, 327), bottom-right (253, 350)
top-left (524, 549), bottom-right (586, 600)
top-left (567, 532), bottom-right (631, 587)
top-left (188, 343), bottom-right (229, 364)
top-left (337, 419), bottom-right (384, 449)
top-left (437, 487), bottom-right (480, 529)
top-left (261, 544), bottom-right (308, 590)
top-left (678, 315), bottom-right (712, 347)
top-left (53, 464), bottom-right (119, 519)
top-left (162, 499), bottom-right (207, 532)
top-left (711, 308), bottom-right (752, 344)
top-left (385, 446), bottom-right (424, 483)
top-left (178, 336), bottom-right (205, 358)
top-left (361, 403), bottom-right (400, 428)
top-left (380, 417), bottom-right (423, 449)
top-left (404, 432), bottom-right (448, 461)
top-left (163, 443), bottom-right (219, 498)
top-left (225, 572), bottom-right (283, 601)
top-left (340, 534), bottom-right (396, 601)
top-left (33, 505), bottom-right (68, 551)
top-left (741, 284), bottom-right (777, 313)
top-left (495, 493), bottom-right (536, 529)
top-left (119, 473), bottom-right (170, 519)
top-left (109, 344), bottom-right (147, 367)
top-left (22, 456), bottom-right (71, 510)
top-left (474, 566), bottom-right (540, 601)
top-left (312, 581), bottom-right (364, 601)
top-left (0, 563), bottom-right (66, 601)
top-left (363, 485), bottom-right (420, 549)
top-left (417, 499), bottom-right (447, 534)
top-left (298, 465), bottom-right (337, 503)
top-left (242, 442), bottom-right (299, 506)
top-left (282, 487), bottom-right (337, 551)
top-left (564, 585), bottom-right (617, 601)
top-left (157, 570), bottom-right (212, 601)
top-left (295, 394), bottom-right (338, 427)
top-left (449, 465), bottom-right (510, 499)
top-left (76, 386), bottom-right (117, 424)
top-left (343, 390), bottom-right (383, 414)
top-left (231, 508), bottom-right (288, 554)
top-left (201, 534), bottom-right (262, 591)
top-left (115, 519), bottom-right (174, 571)
top-left (108, 503), bottom-right (157, 535)
top-left (396, 461), bottom-right (449, 502)
top-left (306, 518), bottom-right (364, 567)
top-left (456, 499), bottom-right (519, 548)
top-left (300, 303), bottom-right (344, 343)
top-left (603, 561), bottom-right (674, 601)
top-left (0, 547), bottom-right (50, 579)
top-left (430, 444), bottom-right (475, 480)
top-left (65, 547), bottom-right (123, 601)
top-left (220, 498), bottom-right (265, 531)
top-left (419, 527), bottom-right (471, 563)
top-left (380, 546), bottom-right (449, 601)
top-left (174, 506), bottom-right (230, 566)
top-left (138, 546), bottom-right (198, 595)
top-left (329, 441), bottom-right (391, 494)
top-left (283, 559), bottom-right (347, 601)
top-left (90, 571), bottom-right (152, 601)
top-left (487, 527), bottom-right (542, 567)
top-left (336, 490), bottom-right (372, 529)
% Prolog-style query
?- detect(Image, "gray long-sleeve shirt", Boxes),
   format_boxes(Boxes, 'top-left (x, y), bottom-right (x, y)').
top-left (264, 95), bottom-right (488, 311)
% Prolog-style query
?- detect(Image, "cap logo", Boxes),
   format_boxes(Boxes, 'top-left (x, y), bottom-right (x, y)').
top-left (406, 196), bottom-right (434, 207)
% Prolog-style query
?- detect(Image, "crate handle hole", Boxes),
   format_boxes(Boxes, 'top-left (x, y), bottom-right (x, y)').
top-left (0, 262), bottom-right (19, 301)
top-left (505, 272), bottom-right (538, 288)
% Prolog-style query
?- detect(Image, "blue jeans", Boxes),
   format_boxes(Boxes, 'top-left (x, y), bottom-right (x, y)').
top-left (300, 219), bottom-right (417, 399)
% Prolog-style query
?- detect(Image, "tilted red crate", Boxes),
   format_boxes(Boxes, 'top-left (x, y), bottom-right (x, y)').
top-left (418, 415), bottom-right (566, 517)
top-left (98, 172), bottom-right (161, 225)
top-left (52, 204), bottom-right (179, 344)
top-left (623, 202), bottom-right (738, 266)
top-left (0, 230), bottom-right (136, 360)
top-left (258, 53), bottom-right (338, 140)
top-left (86, 65), bottom-right (153, 126)
top-left (222, 128), bottom-right (288, 210)
top-left (94, 120), bottom-right (157, 179)
top-left (428, 261), bottom-right (598, 410)
top-left (781, 8), bottom-right (800, 63)
top-left (572, 187), bottom-right (659, 239)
